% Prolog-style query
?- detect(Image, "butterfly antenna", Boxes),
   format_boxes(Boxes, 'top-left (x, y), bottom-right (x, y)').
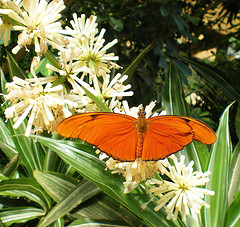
top-left (138, 104), bottom-right (143, 110)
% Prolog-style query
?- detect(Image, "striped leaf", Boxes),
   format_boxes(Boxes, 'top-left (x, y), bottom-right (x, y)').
top-left (6, 120), bottom-right (45, 174)
top-left (204, 103), bottom-right (232, 227)
top-left (69, 218), bottom-right (133, 226)
top-left (71, 194), bottom-right (147, 226)
top-left (224, 191), bottom-right (240, 227)
top-left (2, 154), bottom-right (20, 177)
top-left (0, 207), bottom-right (45, 226)
top-left (38, 181), bottom-right (101, 227)
top-left (0, 115), bottom-right (15, 149)
top-left (0, 66), bottom-right (7, 94)
top-left (162, 61), bottom-right (189, 115)
top-left (228, 141), bottom-right (240, 205)
top-left (0, 178), bottom-right (52, 211)
top-left (34, 170), bottom-right (100, 203)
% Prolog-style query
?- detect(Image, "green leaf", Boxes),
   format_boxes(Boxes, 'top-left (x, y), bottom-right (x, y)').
top-left (228, 141), bottom-right (240, 205)
top-left (69, 218), bottom-right (132, 226)
top-left (2, 154), bottom-right (20, 177)
top-left (34, 170), bottom-right (100, 203)
top-left (0, 116), bottom-right (15, 149)
top-left (236, 103), bottom-right (240, 140)
top-left (0, 66), bottom-right (7, 94)
top-left (38, 58), bottom-right (53, 77)
top-left (162, 61), bottom-right (202, 171)
top-left (49, 218), bottom-right (64, 227)
top-left (0, 178), bottom-right (52, 211)
top-left (6, 119), bottom-right (45, 174)
top-left (192, 141), bottom-right (210, 172)
top-left (80, 84), bottom-right (111, 112)
top-left (44, 50), bottom-right (61, 70)
top-left (6, 50), bottom-right (26, 80)
top-left (71, 194), bottom-right (147, 226)
top-left (172, 14), bottom-right (189, 31)
top-left (51, 76), bottom-right (67, 88)
top-left (184, 14), bottom-right (199, 25)
top-left (176, 54), bottom-right (240, 100)
top-left (0, 14), bottom-right (22, 27)
top-left (0, 207), bottom-right (45, 226)
top-left (34, 170), bottom-right (78, 202)
top-left (122, 43), bottom-right (154, 84)
top-left (109, 17), bottom-right (124, 31)
top-left (224, 191), bottom-right (240, 227)
top-left (34, 136), bottom-right (180, 227)
top-left (0, 142), bottom-right (18, 160)
top-left (43, 148), bottom-right (59, 172)
top-left (162, 61), bottom-right (188, 115)
top-left (160, 4), bottom-right (169, 17)
top-left (28, 58), bottom-right (54, 78)
top-left (39, 181), bottom-right (101, 227)
top-left (204, 103), bottom-right (232, 227)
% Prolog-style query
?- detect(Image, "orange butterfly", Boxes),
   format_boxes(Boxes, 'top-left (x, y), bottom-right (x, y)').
top-left (57, 109), bottom-right (216, 161)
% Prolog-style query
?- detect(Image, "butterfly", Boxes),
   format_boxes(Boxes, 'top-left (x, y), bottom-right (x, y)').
top-left (57, 109), bottom-right (216, 162)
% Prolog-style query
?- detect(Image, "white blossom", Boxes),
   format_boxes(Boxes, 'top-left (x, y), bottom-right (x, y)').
top-left (4, 0), bottom-right (66, 55)
top-left (3, 76), bottom-right (77, 136)
top-left (55, 13), bottom-right (120, 77)
top-left (149, 155), bottom-right (215, 222)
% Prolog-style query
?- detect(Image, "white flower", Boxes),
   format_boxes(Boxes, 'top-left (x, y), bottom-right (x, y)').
top-left (149, 155), bottom-right (215, 222)
top-left (3, 76), bottom-right (77, 136)
top-left (5, 0), bottom-right (65, 55)
top-left (60, 13), bottom-right (98, 41)
top-left (101, 73), bottom-right (133, 99)
top-left (0, 0), bottom-right (22, 46)
top-left (106, 158), bottom-right (168, 194)
top-left (56, 14), bottom-right (120, 77)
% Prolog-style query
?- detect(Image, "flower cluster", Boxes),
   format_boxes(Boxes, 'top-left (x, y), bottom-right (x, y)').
top-left (149, 155), bottom-right (214, 222)
top-left (53, 12), bottom-right (120, 77)
top-left (2, 1), bottom-right (132, 134)
top-left (3, 76), bottom-right (77, 136)
top-left (106, 158), bottom-right (169, 194)
top-left (1, 0), bottom-right (65, 55)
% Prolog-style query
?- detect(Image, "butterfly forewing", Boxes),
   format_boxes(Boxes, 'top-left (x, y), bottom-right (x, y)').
top-left (57, 113), bottom-right (138, 161)
top-left (141, 117), bottom-right (194, 160)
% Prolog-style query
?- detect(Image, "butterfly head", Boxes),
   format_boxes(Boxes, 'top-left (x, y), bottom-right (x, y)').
top-left (137, 107), bottom-right (146, 119)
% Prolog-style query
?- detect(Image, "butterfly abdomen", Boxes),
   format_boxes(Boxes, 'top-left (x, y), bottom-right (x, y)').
top-left (136, 117), bottom-right (149, 159)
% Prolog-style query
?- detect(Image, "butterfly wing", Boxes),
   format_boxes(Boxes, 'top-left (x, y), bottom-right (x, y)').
top-left (141, 115), bottom-right (216, 160)
top-left (57, 113), bottom-right (138, 161)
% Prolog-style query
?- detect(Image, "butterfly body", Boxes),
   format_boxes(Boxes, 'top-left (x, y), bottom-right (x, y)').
top-left (135, 110), bottom-right (149, 158)
top-left (57, 111), bottom-right (216, 161)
